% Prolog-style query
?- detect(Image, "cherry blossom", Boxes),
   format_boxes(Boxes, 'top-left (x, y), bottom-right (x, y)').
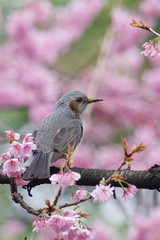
top-left (0, 152), bottom-right (12, 164)
top-left (71, 188), bottom-right (88, 201)
top-left (49, 171), bottom-right (81, 187)
top-left (9, 141), bottom-right (24, 159)
top-left (33, 218), bottom-right (48, 232)
top-left (2, 158), bottom-right (26, 178)
top-left (90, 184), bottom-right (115, 202)
top-left (123, 184), bottom-right (138, 201)
top-left (47, 215), bottom-right (76, 233)
top-left (22, 142), bottom-right (36, 158)
top-left (23, 133), bottom-right (35, 143)
top-left (141, 41), bottom-right (160, 59)
top-left (5, 130), bottom-right (20, 142)
top-left (15, 176), bottom-right (29, 187)
top-left (66, 227), bottom-right (94, 240)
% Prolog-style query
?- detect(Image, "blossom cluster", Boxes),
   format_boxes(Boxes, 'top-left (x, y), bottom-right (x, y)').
top-left (0, 131), bottom-right (36, 185)
top-left (141, 41), bottom-right (160, 59)
top-left (33, 210), bottom-right (94, 240)
top-left (0, 129), bottom-right (138, 240)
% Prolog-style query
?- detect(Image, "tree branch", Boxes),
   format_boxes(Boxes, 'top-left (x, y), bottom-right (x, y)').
top-left (1, 165), bottom-right (160, 194)
top-left (10, 178), bottom-right (41, 216)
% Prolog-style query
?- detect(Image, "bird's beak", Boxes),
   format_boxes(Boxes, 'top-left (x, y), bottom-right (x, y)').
top-left (87, 98), bottom-right (103, 104)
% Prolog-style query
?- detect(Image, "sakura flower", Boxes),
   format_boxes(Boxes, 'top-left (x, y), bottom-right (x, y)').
top-left (47, 215), bottom-right (75, 233)
top-left (33, 218), bottom-right (48, 232)
top-left (22, 142), bottom-right (36, 158)
top-left (6, 130), bottom-right (20, 142)
top-left (0, 152), bottom-right (12, 164)
top-left (15, 176), bottom-right (29, 186)
top-left (63, 209), bottom-right (78, 218)
top-left (71, 188), bottom-right (88, 201)
top-left (141, 41), bottom-right (160, 59)
top-left (2, 158), bottom-right (26, 178)
top-left (90, 184), bottom-right (115, 202)
top-left (23, 133), bottom-right (35, 143)
top-left (9, 141), bottom-right (24, 158)
top-left (67, 227), bottom-right (94, 240)
top-left (123, 184), bottom-right (138, 201)
top-left (49, 170), bottom-right (81, 187)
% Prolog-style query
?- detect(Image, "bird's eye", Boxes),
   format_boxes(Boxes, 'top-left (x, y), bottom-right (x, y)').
top-left (76, 97), bottom-right (83, 103)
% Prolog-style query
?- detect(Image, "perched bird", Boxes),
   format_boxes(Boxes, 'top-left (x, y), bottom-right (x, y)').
top-left (23, 90), bottom-right (102, 180)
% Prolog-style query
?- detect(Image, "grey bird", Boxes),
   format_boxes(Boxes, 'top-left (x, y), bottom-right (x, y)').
top-left (23, 90), bottom-right (102, 180)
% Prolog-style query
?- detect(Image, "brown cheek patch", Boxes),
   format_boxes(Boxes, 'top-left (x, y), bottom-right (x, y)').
top-left (70, 100), bottom-right (79, 113)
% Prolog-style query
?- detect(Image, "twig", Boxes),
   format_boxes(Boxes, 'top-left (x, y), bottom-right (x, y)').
top-left (53, 187), bottom-right (63, 206)
top-left (59, 195), bottom-right (92, 209)
top-left (149, 28), bottom-right (160, 37)
top-left (10, 178), bottom-right (41, 216)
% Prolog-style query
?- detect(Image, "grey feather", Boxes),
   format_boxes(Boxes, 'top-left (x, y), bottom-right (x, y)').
top-left (23, 91), bottom-right (91, 180)
top-left (23, 152), bottom-right (51, 180)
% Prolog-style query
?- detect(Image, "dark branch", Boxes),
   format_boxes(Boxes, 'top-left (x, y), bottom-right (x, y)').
top-left (10, 178), bottom-right (41, 216)
top-left (1, 165), bottom-right (160, 194)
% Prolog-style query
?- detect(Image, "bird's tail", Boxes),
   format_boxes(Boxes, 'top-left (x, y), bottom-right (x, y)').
top-left (23, 152), bottom-right (50, 180)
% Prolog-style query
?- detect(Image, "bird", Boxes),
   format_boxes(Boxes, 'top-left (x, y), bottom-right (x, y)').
top-left (23, 90), bottom-right (103, 180)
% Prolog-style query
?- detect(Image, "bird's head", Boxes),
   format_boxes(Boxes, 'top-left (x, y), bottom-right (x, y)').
top-left (56, 90), bottom-right (103, 115)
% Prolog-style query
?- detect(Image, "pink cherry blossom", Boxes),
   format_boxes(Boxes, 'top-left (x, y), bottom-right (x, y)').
top-left (15, 176), bottom-right (29, 186)
top-left (23, 133), bottom-right (35, 143)
top-left (90, 184), bottom-right (115, 202)
top-left (49, 171), bottom-right (81, 187)
top-left (67, 227), bottom-right (94, 240)
top-left (9, 141), bottom-right (24, 158)
top-left (2, 158), bottom-right (26, 178)
top-left (47, 215), bottom-right (76, 233)
top-left (6, 130), bottom-right (20, 142)
top-left (141, 41), bottom-right (160, 59)
top-left (0, 152), bottom-right (12, 164)
top-left (123, 184), bottom-right (138, 201)
top-left (22, 142), bottom-right (36, 158)
top-left (33, 218), bottom-right (48, 232)
top-left (71, 188), bottom-right (88, 201)
top-left (63, 209), bottom-right (78, 218)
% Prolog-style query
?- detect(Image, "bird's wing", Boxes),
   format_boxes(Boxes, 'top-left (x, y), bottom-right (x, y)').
top-left (52, 123), bottom-right (83, 154)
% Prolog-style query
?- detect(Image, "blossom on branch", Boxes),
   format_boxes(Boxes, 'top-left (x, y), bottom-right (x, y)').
top-left (0, 152), bottom-right (12, 164)
top-left (49, 170), bottom-right (81, 187)
top-left (71, 188), bottom-right (88, 201)
top-left (123, 184), bottom-right (138, 201)
top-left (141, 41), bottom-right (160, 59)
top-left (9, 141), bottom-right (24, 159)
top-left (66, 227), bottom-right (94, 240)
top-left (1, 132), bottom-right (36, 180)
top-left (2, 158), bottom-right (26, 178)
top-left (23, 133), bottom-right (35, 143)
top-left (33, 218), bottom-right (48, 232)
top-left (5, 130), bottom-right (20, 142)
top-left (90, 184), bottom-right (115, 202)
top-left (47, 215), bottom-right (76, 233)
top-left (22, 142), bottom-right (36, 158)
